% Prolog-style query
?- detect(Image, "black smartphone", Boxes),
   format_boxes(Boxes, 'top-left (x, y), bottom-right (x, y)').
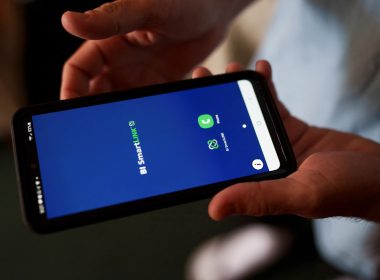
top-left (12, 71), bottom-right (296, 233)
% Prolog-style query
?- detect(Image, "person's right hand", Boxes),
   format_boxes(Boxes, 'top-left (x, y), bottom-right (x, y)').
top-left (193, 61), bottom-right (380, 223)
top-left (60, 0), bottom-right (252, 100)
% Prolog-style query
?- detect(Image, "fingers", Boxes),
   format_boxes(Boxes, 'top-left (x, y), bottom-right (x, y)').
top-left (255, 60), bottom-right (280, 103)
top-left (191, 61), bottom-right (310, 159)
top-left (192, 67), bottom-right (212, 79)
top-left (89, 75), bottom-right (113, 94)
top-left (208, 175), bottom-right (315, 221)
top-left (226, 62), bottom-right (243, 73)
top-left (192, 62), bottom-right (243, 79)
top-left (255, 60), bottom-right (272, 81)
top-left (61, 35), bottom-right (152, 99)
top-left (255, 60), bottom-right (310, 156)
top-left (62, 0), bottom-right (156, 39)
top-left (60, 41), bottom-right (105, 99)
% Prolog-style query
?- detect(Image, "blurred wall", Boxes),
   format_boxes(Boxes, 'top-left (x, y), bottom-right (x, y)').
top-left (203, 0), bottom-right (276, 73)
top-left (22, 0), bottom-right (106, 104)
top-left (0, 0), bottom-right (24, 137)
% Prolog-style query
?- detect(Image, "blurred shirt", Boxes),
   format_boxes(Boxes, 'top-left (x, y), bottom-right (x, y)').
top-left (253, 0), bottom-right (380, 142)
top-left (252, 1), bottom-right (380, 279)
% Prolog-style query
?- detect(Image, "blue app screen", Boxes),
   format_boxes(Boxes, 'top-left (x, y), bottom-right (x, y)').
top-left (32, 81), bottom-right (275, 219)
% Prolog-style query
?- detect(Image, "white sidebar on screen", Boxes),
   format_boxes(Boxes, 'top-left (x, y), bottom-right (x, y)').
top-left (238, 80), bottom-right (280, 171)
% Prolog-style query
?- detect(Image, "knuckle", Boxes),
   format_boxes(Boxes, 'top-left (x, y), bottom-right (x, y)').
top-left (98, 1), bottom-right (130, 15)
top-left (62, 61), bottom-right (70, 72)
top-left (302, 152), bottom-right (324, 167)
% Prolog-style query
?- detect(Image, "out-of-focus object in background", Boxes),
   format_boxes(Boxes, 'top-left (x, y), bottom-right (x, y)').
top-left (0, 0), bottom-right (24, 139)
top-left (186, 224), bottom-right (292, 280)
top-left (203, 0), bottom-right (277, 73)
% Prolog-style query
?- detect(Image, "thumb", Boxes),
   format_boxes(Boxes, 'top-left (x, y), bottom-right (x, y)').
top-left (62, 0), bottom-right (156, 40)
top-left (208, 176), bottom-right (316, 220)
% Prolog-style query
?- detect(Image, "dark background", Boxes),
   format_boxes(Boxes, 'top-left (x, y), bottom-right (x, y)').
top-left (23, 0), bottom-right (105, 104)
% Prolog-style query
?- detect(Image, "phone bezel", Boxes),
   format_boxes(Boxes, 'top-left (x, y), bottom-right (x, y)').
top-left (12, 71), bottom-right (296, 233)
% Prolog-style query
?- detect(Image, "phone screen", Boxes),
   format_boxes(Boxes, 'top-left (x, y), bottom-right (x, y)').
top-left (30, 80), bottom-right (280, 219)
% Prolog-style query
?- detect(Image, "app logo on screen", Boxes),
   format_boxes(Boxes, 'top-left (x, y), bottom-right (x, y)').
top-left (207, 139), bottom-right (219, 150)
top-left (198, 114), bottom-right (214, 129)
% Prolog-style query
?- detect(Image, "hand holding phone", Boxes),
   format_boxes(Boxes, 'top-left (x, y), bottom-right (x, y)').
top-left (12, 69), bottom-right (296, 233)
top-left (204, 61), bottom-right (380, 224)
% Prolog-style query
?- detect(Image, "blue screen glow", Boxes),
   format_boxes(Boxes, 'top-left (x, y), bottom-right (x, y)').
top-left (32, 82), bottom-right (271, 219)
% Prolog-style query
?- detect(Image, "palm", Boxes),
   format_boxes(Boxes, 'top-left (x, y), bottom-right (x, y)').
top-left (211, 99), bottom-right (380, 220)
top-left (207, 61), bottom-right (380, 221)
top-left (289, 150), bottom-right (380, 219)
top-left (271, 84), bottom-right (380, 218)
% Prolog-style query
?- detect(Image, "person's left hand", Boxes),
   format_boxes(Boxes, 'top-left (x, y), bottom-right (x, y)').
top-left (60, 0), bottom-right (252, 100)
top-left (193, 61), bottom-right (380, 222)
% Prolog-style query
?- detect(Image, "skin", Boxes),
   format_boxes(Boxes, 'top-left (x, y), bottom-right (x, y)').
top-left (61, 1), bottom-right (380, 222)
top-left (195, 61), bottom-right (380, 222)
top-left (60, 0), bottom-right (252, 99)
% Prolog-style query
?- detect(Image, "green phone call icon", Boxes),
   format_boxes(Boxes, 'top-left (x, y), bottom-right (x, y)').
top-left (198, 114), bottom-right (214, 129)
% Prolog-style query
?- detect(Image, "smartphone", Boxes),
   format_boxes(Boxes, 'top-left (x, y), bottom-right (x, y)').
top-left (12, 71), bottom-right (296, 233)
